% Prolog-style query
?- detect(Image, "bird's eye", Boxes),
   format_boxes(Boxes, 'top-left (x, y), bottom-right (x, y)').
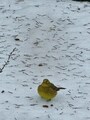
top-left (46, 80), bottom-right (48, 83)
top-left (46, 80), bottom-right (49, 84)
top-left (43, 79), bottom-right (49, 83)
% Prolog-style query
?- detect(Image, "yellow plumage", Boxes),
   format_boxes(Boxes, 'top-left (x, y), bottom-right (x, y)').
top-left (37, 79), bottom-right (65, 100)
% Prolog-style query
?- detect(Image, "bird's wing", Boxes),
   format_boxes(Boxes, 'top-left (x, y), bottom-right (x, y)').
top-left (48, 87), bottom-right (57, 95)
top-left (50, 83), bottom-right (58, 91)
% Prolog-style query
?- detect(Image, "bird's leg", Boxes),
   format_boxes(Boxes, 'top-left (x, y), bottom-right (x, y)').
top-left (47, 99), bottom-right (51, 102)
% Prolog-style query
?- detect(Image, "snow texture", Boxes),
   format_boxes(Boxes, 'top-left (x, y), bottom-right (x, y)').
top-left (0, 0), bottom-right (90, 120)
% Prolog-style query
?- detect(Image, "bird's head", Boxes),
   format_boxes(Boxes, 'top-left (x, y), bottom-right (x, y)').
top-left (42, 79), bottom-right (50, 87)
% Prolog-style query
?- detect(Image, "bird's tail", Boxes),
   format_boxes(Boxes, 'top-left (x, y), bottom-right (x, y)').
top-left (57, 87), bottom-right (66, 91)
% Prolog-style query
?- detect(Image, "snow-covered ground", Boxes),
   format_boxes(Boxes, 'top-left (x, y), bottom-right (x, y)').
top-left (0, 0), bottom-right (90, 119)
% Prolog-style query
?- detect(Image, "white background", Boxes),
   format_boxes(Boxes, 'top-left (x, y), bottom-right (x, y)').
top-left (0, 0), bottom-right (90, 120)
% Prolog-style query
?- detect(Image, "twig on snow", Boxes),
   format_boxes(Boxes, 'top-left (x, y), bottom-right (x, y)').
top-left (0, 48), bottom-right (16, 73)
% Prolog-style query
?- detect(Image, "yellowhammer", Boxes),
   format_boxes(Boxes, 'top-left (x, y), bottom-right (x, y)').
top-left (37, 79), bottom-right (66, 100)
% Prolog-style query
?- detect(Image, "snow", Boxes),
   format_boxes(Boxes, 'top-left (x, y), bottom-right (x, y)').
top-left (0, 0), bottom-right (90, 119)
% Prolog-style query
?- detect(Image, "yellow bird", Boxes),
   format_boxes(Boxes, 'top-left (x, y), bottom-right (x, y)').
top-left (37, 79), bottom-right (66, 100)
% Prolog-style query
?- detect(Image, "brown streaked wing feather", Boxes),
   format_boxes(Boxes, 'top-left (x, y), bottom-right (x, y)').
top-left (48, 87), bottom-right (57, 95)
top-left (50, 83), bottom-right (59, 91)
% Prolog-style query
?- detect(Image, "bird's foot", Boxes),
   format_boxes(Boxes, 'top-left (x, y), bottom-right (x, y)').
top-left (47, 99), bottom-right (51, 102)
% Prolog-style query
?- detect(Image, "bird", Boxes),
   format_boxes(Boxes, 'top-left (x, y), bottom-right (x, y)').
top-left (37, 79), bottom-right (66, 101)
